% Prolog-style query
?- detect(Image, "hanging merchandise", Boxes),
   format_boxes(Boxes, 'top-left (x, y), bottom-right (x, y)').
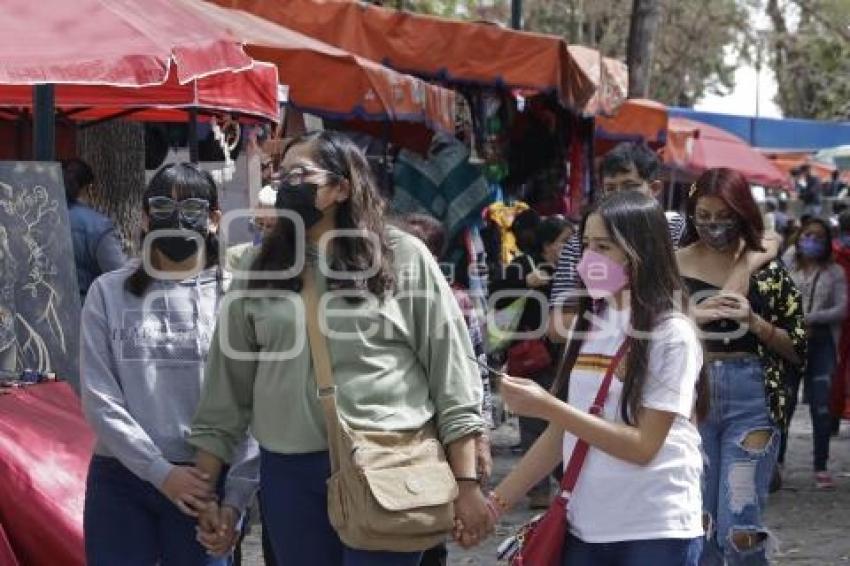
top-left (392, 133), bottom-right (494, 240)
top-left (471, 89), bottom-right (511, 185)
top-left (455, 93), bottom-right (477, 161)
top-left (483, 201), bottom-right (530, 265)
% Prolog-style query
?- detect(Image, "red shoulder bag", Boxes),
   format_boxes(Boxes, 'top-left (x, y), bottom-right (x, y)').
top-left (500, 341), bottom-right (629, 566)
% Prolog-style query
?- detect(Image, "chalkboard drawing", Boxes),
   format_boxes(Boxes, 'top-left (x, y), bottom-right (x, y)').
top-left (0, 162), bottom-right (81, 388)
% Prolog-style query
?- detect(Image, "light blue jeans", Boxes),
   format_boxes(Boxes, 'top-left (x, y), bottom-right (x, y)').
top-left (699, 357), bottom-right (779, 566)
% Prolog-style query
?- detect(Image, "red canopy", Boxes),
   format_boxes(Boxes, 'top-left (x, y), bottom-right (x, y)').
top-left (210, 0), bottom-right (597, 112)
top-left (0, 0), bottom-right (252, 87)
top-left (0, 62), bottom-right (281, 122)
top-left (664, 117), bottom-right (791, 189)
top-left (0, 383), bottom-right (94, 566)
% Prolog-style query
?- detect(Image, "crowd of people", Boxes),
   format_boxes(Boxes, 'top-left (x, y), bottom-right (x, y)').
top-left (65, 132), bottom-right (850, 566)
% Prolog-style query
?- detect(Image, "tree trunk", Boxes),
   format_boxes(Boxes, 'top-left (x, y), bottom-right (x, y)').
top-left (78, 121), bottom-right (145, 256)
top-left (766, 0), bottom-right (795, 116)
top-left (626, 0), bottom-right (663, 98)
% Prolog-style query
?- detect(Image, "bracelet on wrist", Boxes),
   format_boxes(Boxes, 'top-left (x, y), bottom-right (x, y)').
top-left (455, 476), bottom-right (480, 485)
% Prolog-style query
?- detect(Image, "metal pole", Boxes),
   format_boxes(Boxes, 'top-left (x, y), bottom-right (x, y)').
top-left (33, 85), bottom-right (56, 161)
top-left (511, 0), bottom-right (522, 30)
top-left (188, 108), bottom-right (199, 163)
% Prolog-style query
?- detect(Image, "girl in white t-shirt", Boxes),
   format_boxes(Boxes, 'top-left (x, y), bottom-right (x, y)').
top-left (488, 192), bottom-right (708, 565)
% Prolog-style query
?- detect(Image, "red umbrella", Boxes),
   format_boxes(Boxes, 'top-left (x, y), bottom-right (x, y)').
top-left (664, 117), bottom-right (791, 189)
top-left (0, 0), bottom-right (251, 86)
top-left (0, 62), bottom-right (281, 123)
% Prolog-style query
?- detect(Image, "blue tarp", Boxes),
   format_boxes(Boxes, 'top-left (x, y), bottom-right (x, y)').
top-left (669, 107), bottom-right (850, 151)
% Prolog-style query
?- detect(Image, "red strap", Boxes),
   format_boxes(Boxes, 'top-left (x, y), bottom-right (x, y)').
top-left (559, 340), bottom-right (629, 497)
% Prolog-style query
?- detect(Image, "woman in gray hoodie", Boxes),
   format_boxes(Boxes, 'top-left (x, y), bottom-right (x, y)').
top-left (79, 163), bottom-right (257, 565)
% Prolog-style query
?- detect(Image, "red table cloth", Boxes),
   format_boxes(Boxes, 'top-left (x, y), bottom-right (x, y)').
top-left (0, 383), bottom-right (93, 566)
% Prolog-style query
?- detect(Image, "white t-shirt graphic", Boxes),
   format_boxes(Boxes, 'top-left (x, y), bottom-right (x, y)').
top-left (563, 306), bottom-right (704, 542)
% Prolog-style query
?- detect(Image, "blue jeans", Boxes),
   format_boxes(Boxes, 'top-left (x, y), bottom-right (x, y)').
top-left (563, 533), bottom-right (703, 565)
top-left (779, 327), bottom-right (836, 471)
top-left (259, 449), bottom-right (423, 566)
top-left (699, 358), bottom-right (779, 566)
top-left (84, 456), bottom-right (229, 566)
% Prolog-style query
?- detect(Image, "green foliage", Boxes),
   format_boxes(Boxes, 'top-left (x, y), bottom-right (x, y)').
top-left (769, 0), bottom-right (850, 119)
top-left (522, 0), bottom-right (751, 106)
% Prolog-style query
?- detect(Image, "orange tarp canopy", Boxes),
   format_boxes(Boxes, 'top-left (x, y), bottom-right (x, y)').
top-left (664, 117), bottom-right (791, 189)
top-left (595, 98), bottom-right (667, 147)
top-left (567, 45), bottom-right (628, 116)
top-left (182, 0), bottom-right (455, 133)
top-left (211, 0), bottom-right (597, 113)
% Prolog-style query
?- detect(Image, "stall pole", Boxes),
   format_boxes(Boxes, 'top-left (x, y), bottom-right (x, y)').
top-left (33, 85), bottom-right (56, 161)
top-left (188, 108), bottom-right (200, 163)
top-left (511, 0), bottom-right (523, 29)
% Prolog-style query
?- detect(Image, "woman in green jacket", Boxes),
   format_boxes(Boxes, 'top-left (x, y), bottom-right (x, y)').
top-left (188, 131), bottom-right (490, 565)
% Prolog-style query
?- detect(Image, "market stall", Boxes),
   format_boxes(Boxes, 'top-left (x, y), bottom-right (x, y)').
top-left (214, 0), bottom-right (634, 328)
top-left (0, 3), bottom-right (278, 565)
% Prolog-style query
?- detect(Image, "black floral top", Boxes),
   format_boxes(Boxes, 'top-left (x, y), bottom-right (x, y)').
top-left (752, 260), bottom-right (808, 426)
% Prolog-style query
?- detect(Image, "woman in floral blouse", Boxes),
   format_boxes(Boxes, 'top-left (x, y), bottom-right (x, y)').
top-left (676, 168), bottom-right (806, 566)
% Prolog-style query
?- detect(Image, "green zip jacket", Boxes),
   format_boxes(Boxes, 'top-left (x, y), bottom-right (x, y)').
top-left (188, 229), bottom-right (484, 461)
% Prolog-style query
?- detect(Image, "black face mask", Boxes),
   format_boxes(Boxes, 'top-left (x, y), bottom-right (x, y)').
top-left (275, 182), bottom-right (324, 229)
top-left (148, 213), bottom-right (209, 263)
top-left (695, 221), bottom-right (740, 251)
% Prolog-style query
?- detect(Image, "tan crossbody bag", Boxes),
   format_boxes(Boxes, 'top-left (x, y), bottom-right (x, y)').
top-left (301, 270), bottom-right (459, 552)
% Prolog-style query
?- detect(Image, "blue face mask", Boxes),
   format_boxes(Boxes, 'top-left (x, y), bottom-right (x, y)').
top-left (798, 235), bottom-right (827, 259)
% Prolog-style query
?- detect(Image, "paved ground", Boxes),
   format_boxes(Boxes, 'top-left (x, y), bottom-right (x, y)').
top-left (240, 405), bottom-right (850, 565)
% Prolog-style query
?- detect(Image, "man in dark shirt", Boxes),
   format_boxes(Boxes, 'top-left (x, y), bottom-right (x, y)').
top-left (63, 159), bottom-right (127, 301)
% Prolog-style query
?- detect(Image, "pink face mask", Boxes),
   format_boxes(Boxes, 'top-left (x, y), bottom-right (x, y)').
top-left (576, 249), bottom-right (629, 300)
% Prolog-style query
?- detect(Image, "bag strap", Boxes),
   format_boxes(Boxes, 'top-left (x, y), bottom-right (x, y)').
top-left (558, 340), bottom-right (629, 499)
top-left (301, 268), bottom-right (343, 472)
top-left (807, 269), bottom-right (823, 314)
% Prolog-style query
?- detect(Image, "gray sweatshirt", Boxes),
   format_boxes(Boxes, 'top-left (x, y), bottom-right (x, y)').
top-left (80, 262), bottom-right (258, 512)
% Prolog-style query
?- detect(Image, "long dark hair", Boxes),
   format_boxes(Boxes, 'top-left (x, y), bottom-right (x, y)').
top-left (552, 192), bottom-right (709, 424)
top-left (680, 167), bottom-right (765, 252)
top-left (248, 131), bottom-right (395, 298)
top-left (125, 163), bottom-right (221, 297)
top-left (793, 217), bottom-right (834, 266)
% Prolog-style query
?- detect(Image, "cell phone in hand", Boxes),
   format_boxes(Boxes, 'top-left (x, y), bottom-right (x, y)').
top-left (467, 356), bottom-right (506, 380)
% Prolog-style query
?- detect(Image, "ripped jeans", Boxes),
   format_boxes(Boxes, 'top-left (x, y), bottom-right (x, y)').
top-left (700, 357), bottom-right (778, 566)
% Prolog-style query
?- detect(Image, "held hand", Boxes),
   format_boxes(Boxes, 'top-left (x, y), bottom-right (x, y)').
top-left (500, 376), bottom-right (557, 420)
top-left (475, 434), bottom-right (493, 488)
top-left (692, 294), bottom-right (751, 325)
top-left (452, 484), bottom-right (494, 549)
top-left (197, 499), bottom-right (222, 534)
top-left (196, 504), bottom-right (239, 557)
top-left (715, 292), bottom-right (752, 324)
top-left (160, 466), bottom-right (214, 517)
